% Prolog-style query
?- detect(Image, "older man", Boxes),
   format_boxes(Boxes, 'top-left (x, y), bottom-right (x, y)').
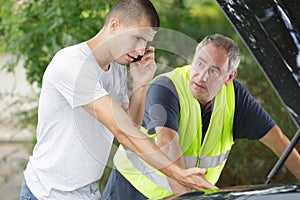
top-left (103, 33), bottom-right (300, 200)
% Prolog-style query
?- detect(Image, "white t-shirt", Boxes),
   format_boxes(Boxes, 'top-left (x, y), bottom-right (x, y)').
top-left (24, 42), bottom-right (129, 199)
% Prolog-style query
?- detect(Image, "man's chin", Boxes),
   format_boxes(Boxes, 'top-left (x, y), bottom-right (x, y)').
top-left (114, 59), bottom-right (130, 66)
top-left (192, 88), bottom-right (207, 97)
top-left (192, 91), bottom-right (210, 102)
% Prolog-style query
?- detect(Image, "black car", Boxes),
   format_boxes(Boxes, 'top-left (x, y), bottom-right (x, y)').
top-left (176, 183), bottom-right (300, 199)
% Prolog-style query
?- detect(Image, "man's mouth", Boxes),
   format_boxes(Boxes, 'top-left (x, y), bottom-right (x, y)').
top-left (127, 54), bottom-right (137, 62)
top-left (194, 82), bottom-right (206, 90)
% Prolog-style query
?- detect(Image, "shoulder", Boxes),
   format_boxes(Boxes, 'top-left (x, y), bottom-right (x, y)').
top-left (233, 79), bottom-right (255, 105)
top-left (151, 75), bottom-right (178, 97)
top-left (147, 75), bottom-right (180, 115)
top-left (232, 79), bottom-right (275, 140)
top-left (233, 79), bottom-right (248, 93)
top-left (46, 43), bottom-right (89, 74)
top-left (233, 79), bottom-right (259, 115)
top-left (44, 43), bottom-right (103, 92)
top-left (144, 75), bottom-right (180, 133)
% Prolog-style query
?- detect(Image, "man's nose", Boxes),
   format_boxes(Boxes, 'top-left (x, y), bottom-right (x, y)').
top-left (196, 68), bottom-right (209, 82)
top-left (135, 48), bottom-right (146, 56)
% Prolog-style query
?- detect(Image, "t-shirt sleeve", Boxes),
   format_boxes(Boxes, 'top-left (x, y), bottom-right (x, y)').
top-left (46, 52), bottom-right (108, 109)
top-left (142, 76), bottom-right (180, 134)
top-left (233, 80), bottom-right (276, 140)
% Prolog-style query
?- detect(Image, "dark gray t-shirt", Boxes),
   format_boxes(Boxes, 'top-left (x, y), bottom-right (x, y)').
top-left (142, 76), bottom-right (275, 141)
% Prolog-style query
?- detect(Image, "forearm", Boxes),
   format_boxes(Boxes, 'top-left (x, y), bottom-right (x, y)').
top-left (84, 95), bottom-right (217, 190)
top-left (270, 135), bottom-right (300, 180)
top-left (128, 84), bottom-right (148, 127)
top-left (115, 112), bottom-right (180, 178)
top-left (284, 147), bottom-right (300, 181)
top-left (166, 156), bottom-right (191, 194)
top-left (117, 130), bottom-right (182, 180)
top-left (260, 125), bottom-right (300, 181)
top-left (84, 95), bottom-right (179, 179)
top-left (157, 128), bottom-right (192, 193)
top-left (128, 48), bottom-right (156, 126)
top-left (120, 127), bottom-right (216, 190)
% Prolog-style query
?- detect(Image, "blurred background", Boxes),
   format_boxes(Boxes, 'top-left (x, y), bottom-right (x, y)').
top-left (0, 0), bottom-right (299, 199)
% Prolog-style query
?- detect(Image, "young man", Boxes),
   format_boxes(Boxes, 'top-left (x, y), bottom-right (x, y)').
top-left (20, 1), bottom-right (215, 199)
top-left (103, 33), bottom-right (300, 199)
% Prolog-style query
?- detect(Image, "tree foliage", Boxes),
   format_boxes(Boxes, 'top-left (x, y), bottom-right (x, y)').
top-left (1, 0), bottom-right (113, 87)
top-left (1, 0), bottom-right (298, 188)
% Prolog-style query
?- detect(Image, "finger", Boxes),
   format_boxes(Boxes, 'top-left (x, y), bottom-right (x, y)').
top-left (141, 46), bottom-right (155, 60)
top-left (183, 168), bottom-right (218, 190)
top-left (189, 167), bottom-right (207, 175)
top-left (195, 179), bottom-right (218, 190)
top-left (147, 46), bottom-right (155, 52)
top-left (141, 53), bottom-right (154, 63)
top-left (198, 168), bottom-right (207, 175)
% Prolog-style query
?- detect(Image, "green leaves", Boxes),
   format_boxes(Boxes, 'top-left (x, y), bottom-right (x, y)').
top-left (1, 0), bottom-right (112, 87)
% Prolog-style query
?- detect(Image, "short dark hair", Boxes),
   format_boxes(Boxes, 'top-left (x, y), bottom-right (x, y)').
top-left (105, 0), bottom-right (160, 30)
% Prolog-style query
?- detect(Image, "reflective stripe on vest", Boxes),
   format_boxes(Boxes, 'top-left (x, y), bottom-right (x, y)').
top-left (114, 65), bottom-right (235, 199)
top-left (114, 141), bottom-right (173, 198)
top-left (125, 146), bottom-right (172, 191)
top-left (184, 149), bottom-right (231, 168)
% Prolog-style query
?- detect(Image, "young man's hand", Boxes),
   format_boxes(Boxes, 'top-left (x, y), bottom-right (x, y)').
top-left (129, 46), bottom-right (157, 91)
top-left (176, 167), bottom-right (218, 191)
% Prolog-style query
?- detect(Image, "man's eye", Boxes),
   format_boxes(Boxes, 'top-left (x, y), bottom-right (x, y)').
top-left (197, 62), bottom-right (203, 67)
top-left (208, 68), bottom-right (219, 77)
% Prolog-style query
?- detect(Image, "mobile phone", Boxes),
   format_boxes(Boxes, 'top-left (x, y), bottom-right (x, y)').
top-left (132, 48), bottom-right (149, 62)
top-left (133, 55), bottom-right (143, 62)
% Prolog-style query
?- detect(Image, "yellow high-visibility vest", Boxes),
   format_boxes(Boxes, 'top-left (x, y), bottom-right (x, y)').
top-left (114, 65), bottom-right (235, 199)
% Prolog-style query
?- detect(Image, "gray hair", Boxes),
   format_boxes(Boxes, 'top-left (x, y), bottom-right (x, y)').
top-left (196, 34), bottom-right (241, 72)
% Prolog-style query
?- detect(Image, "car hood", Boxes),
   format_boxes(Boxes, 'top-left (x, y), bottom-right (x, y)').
top-left (217, 0), bottom-right (300, 127)
top-left (174, 184), bottom-right (300, 199)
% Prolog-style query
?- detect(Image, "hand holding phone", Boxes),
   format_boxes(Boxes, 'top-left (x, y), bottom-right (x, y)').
top-left (129, 45), bottom-right (157, 88)
top-left (132, 47), bottom-right (150, 62)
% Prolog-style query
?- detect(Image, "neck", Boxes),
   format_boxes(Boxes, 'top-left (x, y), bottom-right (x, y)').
top-left (200, 100), bottom-right (213, 110)
top-left (86, 29), bottom-right (112, 71)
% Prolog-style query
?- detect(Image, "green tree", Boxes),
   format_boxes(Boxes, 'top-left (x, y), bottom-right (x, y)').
top-left (0, 0), bottom-right (15, 53)
top-left (1, 0), bottom-right (113, 87)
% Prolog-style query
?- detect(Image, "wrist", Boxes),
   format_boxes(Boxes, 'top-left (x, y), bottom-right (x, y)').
top-left (132, 83), bottom-right (148, 93)
top-left (167, 163), bottom-right (183, 180)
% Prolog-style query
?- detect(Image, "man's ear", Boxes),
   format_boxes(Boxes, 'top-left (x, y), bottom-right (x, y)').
top-left (109, 18), bottom-right (120, 33)
top-left (225, 70), bottom-right (237, 86)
